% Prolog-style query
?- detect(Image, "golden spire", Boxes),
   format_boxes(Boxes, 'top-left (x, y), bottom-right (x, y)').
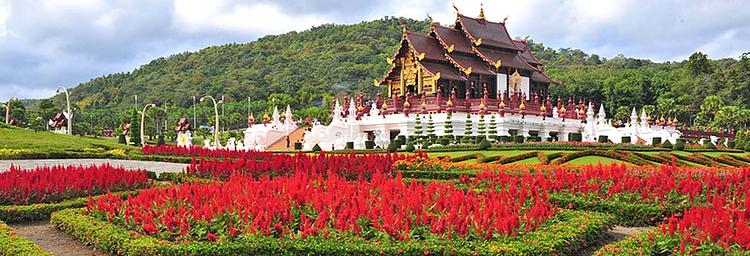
top-left (446, 98), bottom-right (453, 107)
top-left (478, 2), bottom-right (485, 20)
top-left (427, 12), bottom-right (433, 26)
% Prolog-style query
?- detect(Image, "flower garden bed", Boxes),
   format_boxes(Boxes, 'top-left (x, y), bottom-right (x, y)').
top-left (0, 164), bottom-right (150, 223)
top-left (0, 220), bottom-right (47, 256)
top-left (53, 167), bottom-right (613, 255)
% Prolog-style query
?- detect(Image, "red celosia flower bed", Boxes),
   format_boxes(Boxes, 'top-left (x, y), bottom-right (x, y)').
top-left (0, 164), bottom-right (150, 205)
top-left (661, 196), bottom-right (750, 252)
top-left (142, 145), bottom-right (275, 159)
top-left (466, 164), bottom-right (750, 205)
top-left (87, 171), bottom-right (556, 242)
top-left (186, 152), bottom-right (422, 180)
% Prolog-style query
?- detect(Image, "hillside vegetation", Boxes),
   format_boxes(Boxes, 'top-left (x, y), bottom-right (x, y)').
top-left (9, 17), bottom-right (748, 136)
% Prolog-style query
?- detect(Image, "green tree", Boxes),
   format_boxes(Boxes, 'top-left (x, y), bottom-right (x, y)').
top-left (129, 109), bottom-right (141, 146)
top-left (687, 52), bottom-right (712, 76)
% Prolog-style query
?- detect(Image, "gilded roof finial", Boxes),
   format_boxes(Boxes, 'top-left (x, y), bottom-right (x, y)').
top-left (399, 18), bottom-right (406, 33)
top-left (478, 2), bottom-right (485, 20)
top-left (503, 16), bottom-right (509, 24)
top-left (427, 12), bottom-right (433, 26)
top-left (523, 35), bottom-right (530, 43)
top-left (452, 0), bottom-right (460, 15)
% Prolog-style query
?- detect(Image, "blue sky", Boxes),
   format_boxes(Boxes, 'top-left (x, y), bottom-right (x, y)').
top-left (1, 0), bottom-right (749, 100)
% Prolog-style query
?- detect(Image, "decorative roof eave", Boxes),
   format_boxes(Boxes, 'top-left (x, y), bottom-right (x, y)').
top-left (512, 39), bottom-right (543, 66)
top-left (470, 46), bottom-right (504, 70)
top-left (444, 53), bottom-right (472, 76)
top-left (534, 71), bottom-right (561, 85)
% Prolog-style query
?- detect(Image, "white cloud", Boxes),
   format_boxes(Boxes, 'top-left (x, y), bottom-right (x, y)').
top-left (172, 0), bottom-right (329, 35)
top-left (0, 0), bottom-right (9, 37)
top-left (0, 0), bottom-right (749, 100)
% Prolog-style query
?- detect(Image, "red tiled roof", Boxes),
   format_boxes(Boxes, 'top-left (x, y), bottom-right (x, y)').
top-left (445, 53), bottom-right (494, 76)
top-left (473, 47), bottom-right (535, 71)
top-left (456, 15), bottom-right (519, 51)
top-left (513, 40), bottom-right (542, 66)
top-left (405, 31), bottom-right (448, 61)
top-left (432, 25), bottom-right (473, 54)
top-left (421, 62), bottom-right (466, 81)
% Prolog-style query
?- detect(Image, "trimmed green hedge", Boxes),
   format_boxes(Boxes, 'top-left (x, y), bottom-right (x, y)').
top-left (0, 220), bottom-right (48, 256)
top-left (0, 191), bottom-right (138, 223)
top-left (550, 193), bottom-right (683, 227)
top-left (52, 208), bottom-right (612, 256)
top-left (595, 229), bottom-right (750, 256)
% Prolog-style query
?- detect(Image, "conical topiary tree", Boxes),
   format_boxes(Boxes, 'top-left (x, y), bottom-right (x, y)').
top-left (488, 114), bottom-right (497, 139)
top-left (413, 114), bottom-right (423, 139)
top-left (426, 115), bottom-right (436, 138)
top-left (463, 113), bottom-right (473, 144)
top-left (444, 113), bottom-right (453, 140)
top-left (477, 113), bottom-right (486, 140)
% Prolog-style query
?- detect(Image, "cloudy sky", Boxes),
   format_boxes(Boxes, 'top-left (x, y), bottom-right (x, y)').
top-left (1, 0), bottom-right (749, 100)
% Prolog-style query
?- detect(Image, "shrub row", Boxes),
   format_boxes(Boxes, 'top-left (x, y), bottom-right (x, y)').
top-left (0, 220), bottom-right (48, 256)
top-left (51, 208), bottom-right (612, 256)
top-left (0, 148), bottom-right (191, 163)
top-left (0, 191), bottom-right (137, 223)
top-left (550, 150), bottom-right (651, 166)
top-left (550, 193), bottom-right (683, 227)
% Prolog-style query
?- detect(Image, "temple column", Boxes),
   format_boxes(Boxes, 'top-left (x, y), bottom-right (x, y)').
top-left (559, 131), bottom-right (569, 142)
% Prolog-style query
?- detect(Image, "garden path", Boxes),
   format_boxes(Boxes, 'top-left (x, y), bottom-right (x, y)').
top-left (0, 159), bottom-right (187, 174)
top-left (574, 226), bottom-right (653, 255)
top-left (11, 221), bottom-right (107, 256)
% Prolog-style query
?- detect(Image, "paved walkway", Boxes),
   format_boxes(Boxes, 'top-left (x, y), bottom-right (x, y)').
top-left (0, 159), bottom-right (187, 174)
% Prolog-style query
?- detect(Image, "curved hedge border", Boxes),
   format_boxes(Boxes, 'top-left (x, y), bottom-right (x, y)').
top-left (0, 191), bottom-right (137, 223)
top-left (0, 149), bottom-right (191, 163)
top-left (550, 150), bottom-right (651, 166)
top-left (550, 193), bottom-right (683, 227)
top-left (52, 208), bottom-right (612, 256)
top-left (0, 220), bottom-right (48, 256)
top-left (594, 228), bottom-right (749, 256)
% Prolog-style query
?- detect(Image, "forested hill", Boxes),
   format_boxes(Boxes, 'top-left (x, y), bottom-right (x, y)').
top-left (60, 18), bottom-right (429, 111)
top-left (46, 17), bottom-right (749, 130)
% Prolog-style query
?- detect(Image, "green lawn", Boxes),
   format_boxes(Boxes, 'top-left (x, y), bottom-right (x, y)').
top-left (566, 156), bottom-right (630, 165)
top-left (0, 127), bottom-right (136, 152)
top-left (508, 157), bottom-right (542, 165)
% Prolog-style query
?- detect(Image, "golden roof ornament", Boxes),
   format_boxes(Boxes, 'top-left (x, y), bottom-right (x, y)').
top-left (421, 97), bottom-right (427, 110)
top-left (381, 101), bottom-right (388, 111)
top-left (498, 98), bottom-right (505, 108)
top-left (540, 104), bottom-right (547, 113)
top-left (478, 2), bottom-right (485, 20)
top-left (403, 99), bottom-right (411, 108)
top-left (452, 1), bottom-right (459, 14)
top-left (479, 101), bottom-right (486, 110)
top-left (446, 98), bottom-right (453, 107)
top-left (519, 100), bottom-right (526, 110)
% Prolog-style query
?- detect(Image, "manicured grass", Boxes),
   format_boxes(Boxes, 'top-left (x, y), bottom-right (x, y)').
top-left (566, 156), bottom-right (629, 165)
top-left (0, 127), bottom-right (135, 152)
top-left (509, 157), bottom-right (542, 165)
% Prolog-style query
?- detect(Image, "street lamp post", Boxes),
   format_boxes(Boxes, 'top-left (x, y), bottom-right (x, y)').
top-left (56, 87), bottom-right (72, 135)
top-left (200, 96), bottom-right (222, 148)
top-left (2, 97), bottom-right (16, 124)
top-left (139, 104), bottom-right (156, 147)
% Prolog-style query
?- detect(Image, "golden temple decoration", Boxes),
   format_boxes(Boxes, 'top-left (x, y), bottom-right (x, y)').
top-left (494, 60), bottom-right (502, 69)
top-left (498, 99), bottom-right (505, 108)
top-left (404, 100), bottom-right (411, 108)
top-left (464, 66), bottom-right (473, 75)
top-left (509, 70), bottom-right (521, 91)
top-left (373, 79), bottom-right (380, 87)
top-left (452, 1), bottom-right (459, 14)
top-left (434, 72), bottom-right (441, 81)
top-left (447, 44), bottom-right (455, 53)
top-left (381, 102), bottom-right (388, 111)
top-left (519, 101), bottom-right (526, 110)
top-left (475, 37), bottom-right (483, 46)
top-left (421, 97), bottom-right (427, 110)
top-left (386, 57), bottom-right (393, 65)
top-left (417, 52), bottom-right (425, 60)
top-left (447, 98), bottom-right (453, 107)
top-left (478, 2), bottom-right (485, 20)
